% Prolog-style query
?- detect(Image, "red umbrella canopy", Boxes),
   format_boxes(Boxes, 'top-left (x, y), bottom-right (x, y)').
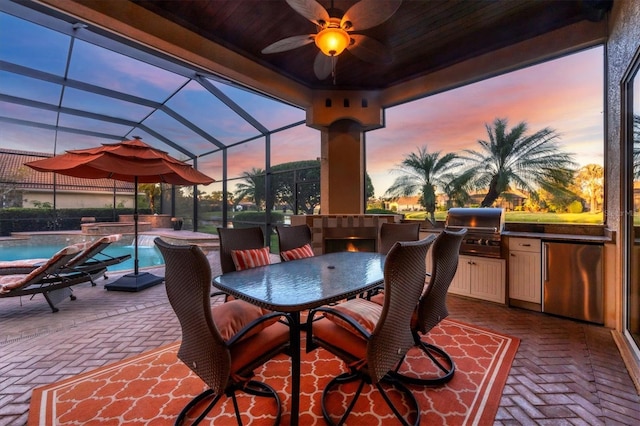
top-left (25, 138), bottom-right (214, 186)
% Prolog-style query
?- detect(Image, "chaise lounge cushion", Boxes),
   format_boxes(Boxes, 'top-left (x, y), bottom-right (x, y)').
top-left (0, 244), bottom-right (82, 294)
top-left (280, 244), bottom-right (314, 261)
top-left (0, 258), bottom-right (48, 270)
top-left (231, 247), bottom-right (271, 271)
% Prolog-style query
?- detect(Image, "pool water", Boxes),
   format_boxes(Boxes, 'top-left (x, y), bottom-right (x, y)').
top-left (0, 244), bottom-right (164, 272)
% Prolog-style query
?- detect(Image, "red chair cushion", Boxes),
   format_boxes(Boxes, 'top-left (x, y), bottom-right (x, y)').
top-left (312, 317), bottom-right (368, 361)
top-left (212, 299), bottom-right (278, 341)
top-left (280, 244), bottom-right (314, 261)
top-left (323, 298), bottom-right (382, 336)
top-left (369, 292), bottom-right (384, 305)
top-left (231, 321), bottom-right (291, 375)
top-left (230, 247), bottom-right (271, 271)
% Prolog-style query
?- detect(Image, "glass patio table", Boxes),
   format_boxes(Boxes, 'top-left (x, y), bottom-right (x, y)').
top-left (212, 251), bottom-right (386, 426)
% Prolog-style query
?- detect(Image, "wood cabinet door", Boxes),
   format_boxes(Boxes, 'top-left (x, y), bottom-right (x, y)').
top-left (509, 250), bottom-right (541, 303)
top-left (449, 255), bottom-right (472, 295)
top-left (469, 257), bottom-right (505, 303)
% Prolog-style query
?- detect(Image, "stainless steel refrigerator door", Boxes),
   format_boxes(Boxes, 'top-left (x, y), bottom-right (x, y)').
top-left (543, 242), bottom-right (603, 324)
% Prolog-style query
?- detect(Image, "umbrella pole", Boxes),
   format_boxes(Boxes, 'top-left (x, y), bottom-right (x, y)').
top-left (105, 175), bottom-right (163, 292)
top-left (134, 176), bottom-right (139, 276)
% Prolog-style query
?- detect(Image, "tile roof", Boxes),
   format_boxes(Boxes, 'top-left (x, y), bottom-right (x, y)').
top-left (0, 149), bottom-right (134, 192)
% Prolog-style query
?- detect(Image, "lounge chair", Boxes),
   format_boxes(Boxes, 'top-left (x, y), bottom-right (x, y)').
top-left (0, 234), bottom-right (130, 284)
top-left (0, 244), bottom-right (107, 312)
top-left (64, 234), bottom-right (131, 282)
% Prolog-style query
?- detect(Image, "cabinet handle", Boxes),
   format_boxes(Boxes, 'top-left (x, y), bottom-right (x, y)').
top-left (543, 243), bottom-right (548, 281)
top-left (510, 253), bottom-right (516, 257)
top-left (520, 243), bottom-right (531, 247)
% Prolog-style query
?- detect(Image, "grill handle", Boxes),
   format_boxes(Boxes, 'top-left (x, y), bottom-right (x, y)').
top-left (446, 225), bottom-right (499, 233)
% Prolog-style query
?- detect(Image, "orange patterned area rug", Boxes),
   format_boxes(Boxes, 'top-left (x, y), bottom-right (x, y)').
top-left (28, 319), bottom-right (519, 425)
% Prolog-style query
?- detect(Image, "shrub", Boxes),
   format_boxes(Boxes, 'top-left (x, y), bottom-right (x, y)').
top-left (0, 207), bottom-right (142, 236)
top-left (365, 208), bottom-right (396, 215)
top-left (231, 211), bottom-right (284, 228)
top-left (567, 200), bottom-right (584, 214)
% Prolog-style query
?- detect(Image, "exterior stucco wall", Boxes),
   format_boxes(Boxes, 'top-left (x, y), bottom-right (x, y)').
top-left (605, 0), bottom-right (640, 387)
top-left (22, 190), bottom-right (134, 209)
top-left (607, 0), bottom-right (640, 232)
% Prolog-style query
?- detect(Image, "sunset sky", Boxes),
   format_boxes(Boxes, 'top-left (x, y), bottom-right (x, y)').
top-left (363, 46), bottom-right (604, 197)
top-left (204, 46), bottom-right (605, 198)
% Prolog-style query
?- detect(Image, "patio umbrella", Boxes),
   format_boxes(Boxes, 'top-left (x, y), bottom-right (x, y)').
top-left (25, 137), bottom-right (214, 291)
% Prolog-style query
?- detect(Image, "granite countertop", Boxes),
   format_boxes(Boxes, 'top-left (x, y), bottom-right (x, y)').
top-left (418, 224), bottom-right (615, 244)
top-left (501, 231), bottom-right (612, 244)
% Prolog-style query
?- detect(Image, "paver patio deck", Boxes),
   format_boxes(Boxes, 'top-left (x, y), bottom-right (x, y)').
top-left (1, 246), bottom-right (639, 425)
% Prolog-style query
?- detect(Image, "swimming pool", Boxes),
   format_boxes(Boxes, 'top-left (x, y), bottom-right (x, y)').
top-left (0, 243), bottom-right (163, 272)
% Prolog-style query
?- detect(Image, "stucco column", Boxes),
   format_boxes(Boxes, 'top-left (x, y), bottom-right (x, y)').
top-left (307, 90), bottom-right (384, 214)
top-left (319, 119), bottom-right (365, 214)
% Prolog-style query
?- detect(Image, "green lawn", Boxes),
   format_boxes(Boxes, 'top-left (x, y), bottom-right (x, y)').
top-left (403, 211), bottom-right (604, 224)
top-left (202, 210), bottom-right (607, 228)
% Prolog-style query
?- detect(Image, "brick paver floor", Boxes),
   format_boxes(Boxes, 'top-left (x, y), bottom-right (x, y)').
top-left (1, 251), bottom-right (639, 425)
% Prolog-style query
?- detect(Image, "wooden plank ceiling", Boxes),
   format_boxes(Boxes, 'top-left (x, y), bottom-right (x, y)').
top-left (133, 0), bottom-right (612, 90)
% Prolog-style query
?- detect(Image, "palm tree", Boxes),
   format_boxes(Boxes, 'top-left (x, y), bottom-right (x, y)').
top-left (233, 168), bottom-right (265, 211)
top-left (464, 118), bottom-right (577, 207)
top-left (385, 146), bottom-right (465, 224)
top-left (139, 183), bottom-right (160, 213)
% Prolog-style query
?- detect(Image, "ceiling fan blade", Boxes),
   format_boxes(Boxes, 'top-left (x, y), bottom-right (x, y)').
top-left (341, 0), bottom-right (402, 31)
top-left (347, 34), bottom-right (393, 64)
top-left (261, 34), bottom-right (315, 54)
top-left (286, 0), bottom-right (330, 26)
top-left (314, 52), bottom-right (334, 80)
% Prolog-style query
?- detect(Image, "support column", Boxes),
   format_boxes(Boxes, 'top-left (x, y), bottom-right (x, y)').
top-left (308, 90), bottom-right (384, 214)
top-left (320, 119), bottom-right (365, 214)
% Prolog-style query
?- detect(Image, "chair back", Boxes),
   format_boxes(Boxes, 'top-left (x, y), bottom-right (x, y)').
top-left (378, 222), bottom-right (421, 254)
top-left (368, 235), bottom-right (436, 382)
top-left (275, 225), bottom-right (312, 260)
top-left (415, 228), bottom-right (467, 334)
top-left (155, 238), bottom-right (230, 394)
top-left (217, 227), bottom-right (265, 273)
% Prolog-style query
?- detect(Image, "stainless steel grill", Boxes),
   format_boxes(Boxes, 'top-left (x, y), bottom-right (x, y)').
top-left (445, 208), bottom-right (505, 258)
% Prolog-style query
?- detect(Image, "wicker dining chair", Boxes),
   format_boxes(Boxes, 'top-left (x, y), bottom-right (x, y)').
top-left (361, 222), bottom-right (422, 299)
top-left (306, 236), bottom-right (436, 426)
top-left (371, 228), bottom-right (467, 385)
top-left (217, 226), bottom-right (267, 273)
top-left (155, 238), bottom-right (291, 426)
top-left (275, 224), bottom-right (314, 261)
top-left (378, 222), bottom-right (421, 254)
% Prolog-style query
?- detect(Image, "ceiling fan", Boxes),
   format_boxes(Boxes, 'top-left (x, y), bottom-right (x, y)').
top-left (261, 0), bottom-right (402, 83)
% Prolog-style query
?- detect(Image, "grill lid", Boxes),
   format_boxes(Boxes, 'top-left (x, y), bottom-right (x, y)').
top-left (445, 208), bottom-right (505, 233)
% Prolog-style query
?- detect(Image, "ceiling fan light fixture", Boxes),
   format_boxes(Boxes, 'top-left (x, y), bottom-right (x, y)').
top-left (315, 26), bottom-right (350, 56)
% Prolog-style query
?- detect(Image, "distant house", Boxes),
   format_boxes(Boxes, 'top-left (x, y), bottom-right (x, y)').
top-left (469, 188), bottom-right (527, 210)
top-left (0, 149), bottom-right (135, 209)
top-left (388, 196), bottom-right (421, 211)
